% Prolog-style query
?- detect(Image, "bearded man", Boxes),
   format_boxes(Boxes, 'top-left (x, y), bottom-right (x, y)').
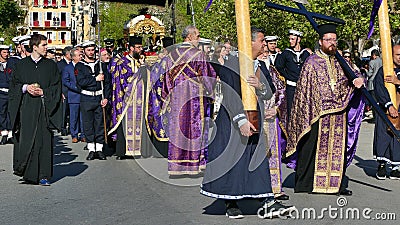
top-left (285, 24), bottom-right (365, 195)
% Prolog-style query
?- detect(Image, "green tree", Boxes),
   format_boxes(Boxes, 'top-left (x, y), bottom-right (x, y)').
top-left (175, 0), bottom-right (400, 54)
top-left (0, 0), bottom-right (25, 44)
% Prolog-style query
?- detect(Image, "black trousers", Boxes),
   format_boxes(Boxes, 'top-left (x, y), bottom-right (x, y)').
top-left (0, 95), bottom-right (11, 130)
top-left (80, 101), bottom-right (104, 143)
top-left (61, 98), bottom-right (69, 133)
top-left (286, 85), bottom-right (296, 121)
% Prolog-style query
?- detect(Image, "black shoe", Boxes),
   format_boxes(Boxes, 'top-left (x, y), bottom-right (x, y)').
top-left (376, 164), bottom-right (387, 180)
top-left (389, 169), bottom-right (400, 180)
top-left (225, 200), bottom-right (244, 219)
top-left (258, 200), bottom-right (296, 218)
top-left (83, 145), bottom-right (89, 150)
top-left (275, 193), bottom-right (289, 201)
top-left (225, 207), bottom-right (244, 219)
top-left (0, 136), bottom-right (7, 145)
top-left (86, 152), bottom-right (96, 160)
top-left (61, 129), bottom-right (68, 136)
top-left (337, 189), bottom-right (352, 196)
top-left (97, 151), bottom-right (107, 160)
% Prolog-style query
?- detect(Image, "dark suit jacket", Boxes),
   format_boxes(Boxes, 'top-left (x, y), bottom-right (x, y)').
top-left (62, 62), bottom-right (81, 104)
top-left (57, 59), bottom-right (70, 96)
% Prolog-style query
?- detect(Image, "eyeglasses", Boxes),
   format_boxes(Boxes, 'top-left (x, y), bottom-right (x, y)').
top-left (323, 38), bottom-right (337, 43)
top-left (343, 55), bottom-right (351, 58)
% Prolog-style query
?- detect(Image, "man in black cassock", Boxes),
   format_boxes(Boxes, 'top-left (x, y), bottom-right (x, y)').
top-left (373, 43), bottom-right (400, 180)
top-left (9, 34), bottom-right (62, 186)
top-left (201, 27), bottom-right (295, 219)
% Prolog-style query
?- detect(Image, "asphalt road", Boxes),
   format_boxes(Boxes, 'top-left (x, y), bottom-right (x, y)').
top-left (0, 122), bottom-right (399, 225)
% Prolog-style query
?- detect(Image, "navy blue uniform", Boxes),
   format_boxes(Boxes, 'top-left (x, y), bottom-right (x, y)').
top-left (275, 48), bottom-right (310, 118)
top-left (0, 60), bottom-right (12, 132)
top-left (76, 60), bottom-right (111, 146)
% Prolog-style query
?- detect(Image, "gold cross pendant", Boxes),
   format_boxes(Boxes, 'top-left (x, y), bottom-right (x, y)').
top-left (329, 79), bottom-right (336, 91)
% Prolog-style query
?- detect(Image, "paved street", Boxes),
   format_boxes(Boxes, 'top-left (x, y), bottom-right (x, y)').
top-left (0, 122), bottom-right (399, 225)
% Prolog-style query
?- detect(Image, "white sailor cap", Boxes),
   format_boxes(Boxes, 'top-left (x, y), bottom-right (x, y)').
top-left (19, 35), bottom-right (31, 42)
top-left (199, 38), bottom-right (212, 45)
top-left (47, 47), bottom-right (56, 54)
top-left (74, 43), bottom-right (83, 48)
top-left (21, 39), bottom-right (30, 46)
top-left (288, 29), bottom-right (303, 37)
top-left (0, 45), bottom-right (9, 50)
top-left (12, 36), bottom-right (21, 44)
top-left (81, 41), bottom-right (96, 48)
top-left (264, 36), bottom-right (279, 42)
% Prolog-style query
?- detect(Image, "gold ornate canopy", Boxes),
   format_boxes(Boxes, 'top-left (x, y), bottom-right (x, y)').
top-left (124, 15), bottom-right (165, 37)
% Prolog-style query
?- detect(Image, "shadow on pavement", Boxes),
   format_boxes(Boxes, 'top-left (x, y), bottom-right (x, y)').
top-left (353, 155), bottom-right (379, 178)
top-left (350, 155), bottom-right (392, 192)
top-left (202, 198), bottom-right (263, 215)
top-left (282, 171), bottom-right (295, 189)
top-left (51, 136), bottom-right (88, 183)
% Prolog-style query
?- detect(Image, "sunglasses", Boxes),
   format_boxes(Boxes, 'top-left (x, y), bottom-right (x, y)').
top-left (343, 55), bottom-right (351, 58)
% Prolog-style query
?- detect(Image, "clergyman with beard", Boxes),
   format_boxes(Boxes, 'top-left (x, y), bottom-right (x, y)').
top-left (108, 36), bottom-right (153, 159)
top-left (284, 24), bottom-right (365, 196)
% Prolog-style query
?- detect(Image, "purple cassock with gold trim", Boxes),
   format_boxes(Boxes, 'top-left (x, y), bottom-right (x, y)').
top-left (108, 53), bottom-right (149, 156)
top-left (264, 65), bottom-right (288, 195)
top-left (285, 50), bottom-right (365, 194)
top-left (147, 42), bottom-right (216, 175)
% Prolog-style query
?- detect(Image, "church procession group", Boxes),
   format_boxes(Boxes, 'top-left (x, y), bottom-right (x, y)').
top-left (1, 15), bottom-right (400, 219)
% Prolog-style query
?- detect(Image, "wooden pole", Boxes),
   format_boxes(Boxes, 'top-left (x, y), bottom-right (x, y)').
top-left (378, 0), bottom-right (397, 108)
top-left (235, 0), bottom-right (257, 111)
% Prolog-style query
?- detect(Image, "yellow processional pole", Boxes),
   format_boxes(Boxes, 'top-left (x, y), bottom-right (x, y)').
top-left (235, 0), bottom-right (259, 131)
top-left (378, 0), bottom-right (397, 108)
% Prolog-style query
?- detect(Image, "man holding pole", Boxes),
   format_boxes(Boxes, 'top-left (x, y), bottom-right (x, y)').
top-left (286, 24), bottom-right (365, 195)
top-left (201, 27), bottom-right (295, 219)
top-left (76, 41), bottom-right (111, 160)
top-left (108, 36), bottom-right (152, 159)
top-left (373, 43), bottom-right (400, 180)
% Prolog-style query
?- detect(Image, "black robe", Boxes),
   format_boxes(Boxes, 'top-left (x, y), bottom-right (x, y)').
top-left (373, 67), bottom-right (400, 164)
top-left (201, 57), bottom-right (274, 199)
top-left (8, 56), bottom-right (62, 183)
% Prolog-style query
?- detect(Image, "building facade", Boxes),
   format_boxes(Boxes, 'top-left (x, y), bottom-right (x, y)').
top-left (16, 0), bottom-right (94, 50)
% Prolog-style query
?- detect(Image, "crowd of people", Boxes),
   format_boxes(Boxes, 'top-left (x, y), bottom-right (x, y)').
top-left (1, 22), bottom-right (400, 220)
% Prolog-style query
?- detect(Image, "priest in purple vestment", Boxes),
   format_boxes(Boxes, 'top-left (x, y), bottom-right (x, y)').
top-left (149, 26), bottom-right (216, 175)
top-left (286, 24), bottom-right (365, 195)
top-left (263, 65), bottom-right (289, 200)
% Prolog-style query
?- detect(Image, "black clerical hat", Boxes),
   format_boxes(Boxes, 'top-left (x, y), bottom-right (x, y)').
top-left (162, 37), bottom-right (174, 48)
top-left (128, 36), bottom-right (142, 46)
top-left (104, 38), bottom-right (115, 47)
top-left (318, 23), bottom-right (337, 38)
